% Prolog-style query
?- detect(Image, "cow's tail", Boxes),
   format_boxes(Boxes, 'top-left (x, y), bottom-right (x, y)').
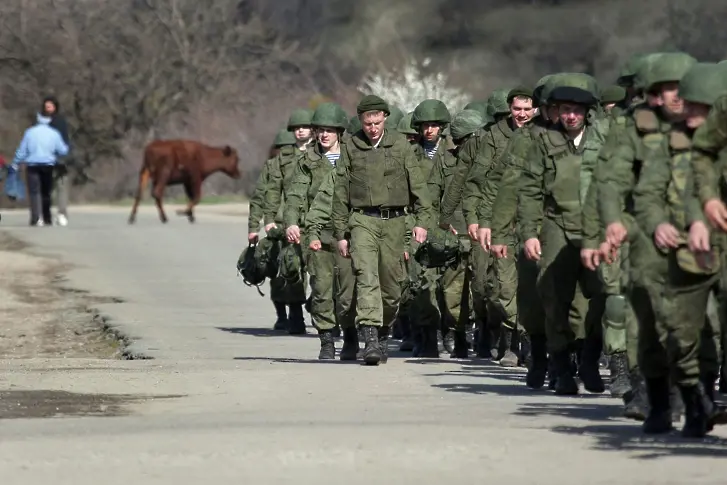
top-left (128, 160), bottom-right (151, 224)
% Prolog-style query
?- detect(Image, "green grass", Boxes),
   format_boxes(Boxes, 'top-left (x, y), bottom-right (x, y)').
top-left (104, 194), bottom-right (248, 207)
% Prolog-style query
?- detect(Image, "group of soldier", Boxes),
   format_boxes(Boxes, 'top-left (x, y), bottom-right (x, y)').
top-left (247, 51), bottom-right (727, 439)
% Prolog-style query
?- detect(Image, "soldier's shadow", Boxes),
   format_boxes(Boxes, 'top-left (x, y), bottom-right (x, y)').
top-left (216, 326), bottom-right (318, 339)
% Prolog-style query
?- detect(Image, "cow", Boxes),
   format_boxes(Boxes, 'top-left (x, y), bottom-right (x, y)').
top-left (128, 140), bottom-right (241, 224)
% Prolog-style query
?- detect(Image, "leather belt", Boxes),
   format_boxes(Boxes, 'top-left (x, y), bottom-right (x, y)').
top-left (352, 207), bottom-right (407, 220)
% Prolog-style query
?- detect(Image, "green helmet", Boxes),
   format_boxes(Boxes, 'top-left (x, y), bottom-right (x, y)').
top-left (534, 75), bottom-right (554, 105)
top-left (450, 109), bottom-right (486, 140)
top-left (287, 109), bottom-right (313, 130)
top-left (348, 115), bottom-right (362, 134)
top-left (411, 99), bottom-right (452, 127)
top-left (548, 73), bottom-right (600, 106)
top-left (486, 88), bottom-right (511, 117)
top-left (311, 102), bottom-right (348, 130)
top-left (463, 100), bottom-right (494, 125)
top-left (643, 52), bottom-right (697, 92)
top-left (397, 111), bottom-right (418, 136)
top-left (679, 63), bottom-right (727, 106)
top-left (618, 53), bottom-right (651, 86)
top-left (633, 53), bottom-right (665, 91)
top-left (541, 74), bottom-right (568, 104)
top-left (273, 128), bottom-right (297, 147)
top-left (385, 105), bottom-right (405, 130)
top-left (414, 227), bottom-right (462, 269)
top-left (600, 85), bottom-right (627, 105)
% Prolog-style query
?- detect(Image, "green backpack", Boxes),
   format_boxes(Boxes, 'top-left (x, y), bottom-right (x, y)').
top-left (276, 242), bottom-right (306, 287)
top-left (237, 243), bottom-right (266, 296)
top-left (254, 226), bottom-right (286, 280)
top-left (414, 228), bottom-right (462, 270)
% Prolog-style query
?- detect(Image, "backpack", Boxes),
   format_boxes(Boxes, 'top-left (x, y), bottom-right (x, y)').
top-left (414, 227), bottom-right (462, 270)
top-left (237, 243), bottom-right (266, 296)
top-left (276, 242), bottom-right (305, 287)
top-left (254, 226), bottom-right (286, 280)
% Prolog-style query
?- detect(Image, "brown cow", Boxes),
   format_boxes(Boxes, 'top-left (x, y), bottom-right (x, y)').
top-left (128, 140), bottom-right (241, 224)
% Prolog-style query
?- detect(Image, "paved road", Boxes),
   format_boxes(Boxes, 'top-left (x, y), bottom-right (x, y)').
top-left (1, 205), bottom-right (727, 485)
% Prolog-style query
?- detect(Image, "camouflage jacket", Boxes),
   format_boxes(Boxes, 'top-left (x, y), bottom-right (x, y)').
top-left (305, 170), bottom-right (337, 244)
top-left (437, 128), bottom-right (485, 227)
top-left (248, 156), bottom-right (275, 232)
top-left (283, 143), bottom-right (336, 231)
top-left (262, 144), bottom-right (307, 225)
top-left (426, 142), bottom-right (467, 236)
top-left (692, 95), bottom-right (727, 206)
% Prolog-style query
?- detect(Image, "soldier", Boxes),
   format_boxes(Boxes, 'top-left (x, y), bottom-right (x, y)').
top-left (408, 99), bottom-right (456, 358)
top-left (386, 105), bottom-right (405, 131)
top-left (519, 73), bottom-right (608, 396)
top-left (633, 62), bottom-right (726, 437)
top-left (262, 109), bottom-right (314, 335)
top-left (617, 53), bottom-right (650, 105)
top-left (332, 95), bottom-right (432, 366)
top-left (397, 111), bottom-right (419, 144)
top-left (284, 103), bottom-right (352, 360)
top-left (463, 101), bottom-right (494, 127)
top-left (600, 85), bottom-right (628, 115)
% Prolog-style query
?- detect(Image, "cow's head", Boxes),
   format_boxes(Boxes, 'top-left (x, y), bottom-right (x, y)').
top-left (221, 145), bottom-right (241, 179)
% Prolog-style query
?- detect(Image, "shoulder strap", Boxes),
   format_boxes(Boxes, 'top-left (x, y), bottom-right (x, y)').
top-left (633, 108), bottom-right (659, 134)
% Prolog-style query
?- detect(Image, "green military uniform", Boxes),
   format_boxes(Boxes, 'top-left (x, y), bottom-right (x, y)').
top-left (284, 103), bottom-right (353, 359)
top-left (633, 62), bottom-right (726, 438)
top-left (332, 95), bottom-right (433, 366)
top-left (593, 53), bottom-right (697, 420)
top-left (518, 73), bottom-right (608, 396)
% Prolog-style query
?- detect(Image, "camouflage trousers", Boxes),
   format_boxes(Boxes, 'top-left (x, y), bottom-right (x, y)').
top-left (488, 237), bottom-right (518, 331)
top-left (306, 240), bottom-right (356, 331)
top-left (348, 212), bottom-right (407, 328)
top-left (470, 242), bottom-right (493, 326)
top-left (536, 219), bottom-right (604, 354)
top-left (516, 247), bottom-right (545, 337)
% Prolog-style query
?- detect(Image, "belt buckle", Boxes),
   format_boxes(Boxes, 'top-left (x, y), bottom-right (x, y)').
top-left (380, 208), bottom-right (390, 220)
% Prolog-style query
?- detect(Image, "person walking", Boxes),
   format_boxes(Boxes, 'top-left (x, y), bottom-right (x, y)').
top-left (40, 96), bottom-right (72, 226)
top-left (11, 112), bottom-right (69, 226)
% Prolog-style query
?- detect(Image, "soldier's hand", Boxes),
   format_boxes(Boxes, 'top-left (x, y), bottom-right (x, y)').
top-left (337, 239), bottom-right (349, 258)
top-left (448, 225), bottom-right (458, 235)
top-left (524, 238), bottom-right (541, 261)
top-left (688, 221), bottom-right (711, 253)
top-left (491, 244), bottom-right (508, 259)
top-left (605, 222), bottom-right (628, 248)
top-left (704, 199), bottom-right (727, 232)
top-left (309, 240), bottom-right (322, 252)
top-left (248, 232), bottom-right (258, 244)
top-left (467, 223), bottom-right (479, 241)
top-left (580, 248), bottom-right (600, 271)
top-left (264, 222), bottom-right (277, 232)
top-left (599, 242), bottom-right (617, 264)
top-left (404, 251), bottom-right (409, 261)
top-left (477, 227), bottom-right (492, 251)
top-left (654, 223), bottom-right (679, 249)
top-left (286, 225), bottom-right (301, 243)
top-left (413, 226), bottom-right (427, 244)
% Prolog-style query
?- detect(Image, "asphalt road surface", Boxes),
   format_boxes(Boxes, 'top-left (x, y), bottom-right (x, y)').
top-left (1, 205), bottom-right (727, 485)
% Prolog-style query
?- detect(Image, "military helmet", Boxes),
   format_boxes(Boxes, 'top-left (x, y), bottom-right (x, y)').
top-left (679, 63), bottom-right (727, 106)
top-left (386, 104), bottom-right (405, 130)
top-left (533, 75), bottom-right (554, 105)
top-left (450, 109), bottom-right (486, 140)
top-left (311, 102), bottom-right (348, 130)
top-left (414, 227), bottom-right (462, 269)
top-left (633, 53), bottom-right (665, 91)
top-left (541, 73), bottom-right (568, 104)
top-left (348, 114), bottom-right (362, 134)
top-left (643, 52), bottom-right (697, 92)
top-left (486, 88), bottom-right (511, 117)
top-left (397, 111), bottom-right (418, 136)
top-left (287, 108), bottom-right (314, 130)
top-left (411, 99), bottom-right (452, 126)
top-left (463, 100), bottom-right (494, 125)
top-left (600, 85), bottom-right (627, 105)
top-left (273, 128), bottom-right (297, 147)
top-left (618, 53), bottom-right (650, 87)
top-left (548, 73), bottom-right (600, 106)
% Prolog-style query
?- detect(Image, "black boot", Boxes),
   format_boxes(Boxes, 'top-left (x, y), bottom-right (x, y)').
top-left (553, 351), bottom-right (579, 395)
top-left (670, 384), bottom-right (684, 424)
top-left (547, 355), bottom-right (557, 391)
top-left (643, 376), bottom-right (673, 434)
top-left (361, 325), bottom-right (382, 365)
top-left (526, 334), bottom-right (548, 390)
top-left (318, 330), bottom-right (335, 360)
top-left (450, 330), bottom-right (469, 359)
top-left (420, 327), bottom-right (440, 358)
top-left (287, 303), bottom-right (307, 335)
top-left (339, 327), bottom-right (359, 361)
top-left (442, 327), bottom-right (455, 355)
top-left (332, 325), bottom-right (341, 338)
top-left (578, 338), bottom-right (605, 394)
top-left (700, 372), bottom-right (727, 427)
top-left (410, 326), bottom-right (423, 356)
top-left (519, 332), bottom-right (531, 368)
top-left (398, 314), bottom-right (413, 350)
top-left (499, 328), bottom-right (519, 368)
top-left (475, 324), bottom-right (490, 358)
top-left (273, 302), bottom-right (288, 331)
top-left (378, 326), bottom-right (390, 364)
top-left (623, 370), bottom-right (649, 421)
top-left (679, 383), bottom-right (710, 438)
top-left (608, 352), bottom-right (631, 398)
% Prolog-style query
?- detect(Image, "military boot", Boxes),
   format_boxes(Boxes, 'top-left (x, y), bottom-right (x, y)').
top-left (642, 376), bottom-right (673, 434)
top-left (398, 314), bottom-right (414, 351)
top-left (720, 366), bottom-right (727, 394)
top-left (670, 385), bottom-right (684, 424)
top-left (273, 301), bottom-right (288, 331)
top-left (378, 326), bottom-right (390, 364)
top-left (623, 370), bottom-right (649, 421)
top-left (499, 328), bottom-right (519, 368)
top-left (318, 330), bottom-right (335, 360)
top-left (679, 383), bottom-right (710, 438)
top-left (287, 303), bottom-right (307, 335)
top-left (361, 325), bottom-right (382, 366)
top-left (700, 372), bottom-right (727, 427)
top-left (608, 352), bottom-right (631, 398)
top-left (578, 338), bottom-right (605, 394)
top-left (553, 351), bottom-right (579, 395)
top-left (339, 327), bottom-right (359, 361)
top-left (526, 334), bottom-right (548, 390)
top-left (419, 327), bottom-right (440, 358)
top-left (475, 325), bottom-right (491, 358)
top-left (442, 327), bottom-right (455, 355)
top-left (332, 325), bottom-right (341, 338)
top-left (519, 332), bottom-right (531, 368)
top-left (450, 330), bottom-right (469, 359)
top-left (547, 355), bottom-right (557, 391)
top-left (410, 326), bottom-right (423, 356)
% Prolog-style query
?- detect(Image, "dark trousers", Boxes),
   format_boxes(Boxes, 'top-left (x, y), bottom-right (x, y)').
top-left (26, 165), bottom-right (55, 225)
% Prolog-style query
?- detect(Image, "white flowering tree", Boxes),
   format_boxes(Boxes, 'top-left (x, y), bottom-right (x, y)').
top-left (357, 58), bottom-right (472, 113)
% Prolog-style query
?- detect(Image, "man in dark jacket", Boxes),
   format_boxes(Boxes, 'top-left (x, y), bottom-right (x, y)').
top-left (41, 96), bottom-right (71, 226)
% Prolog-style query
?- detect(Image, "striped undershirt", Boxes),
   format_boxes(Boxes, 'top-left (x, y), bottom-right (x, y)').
top-left (421, 140), bottom-right (438, 159)
top-left (325, 152), bottom-right (340, 166)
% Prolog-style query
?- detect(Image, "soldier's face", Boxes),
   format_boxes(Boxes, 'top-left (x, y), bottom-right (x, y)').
top-left (510, 97), bottom-right (534, 127)
top-left (317, 127), bottom-right (339, 149)
top-left (546, 104), bottom-right (559, 122)
top-left (294, 126), bottom-right (312, 142)
top-left (685, 101), bottom-right (711, 130)
top-left (557, 103), bottom-right (587, 132)
top-left (655, 82), bottom-right (684, 115)
top-left (421, 122), bottom-right (441, 142)
top-left (360, 111), bottom-right (387, 143)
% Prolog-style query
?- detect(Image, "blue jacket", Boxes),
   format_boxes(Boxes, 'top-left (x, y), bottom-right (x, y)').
top-left (12, 114), bottom-right (70, 167)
